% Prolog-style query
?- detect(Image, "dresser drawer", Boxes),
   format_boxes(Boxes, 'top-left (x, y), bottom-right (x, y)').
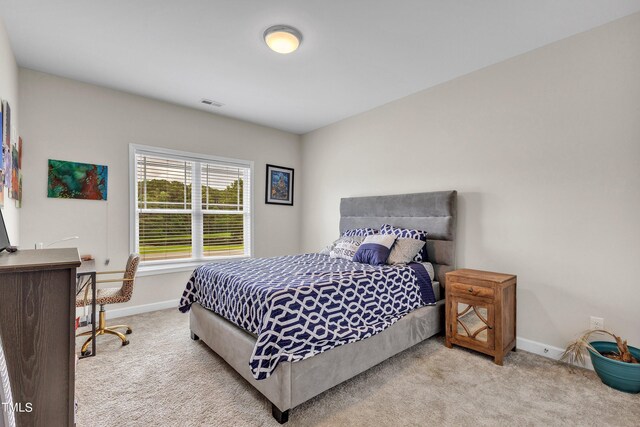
top-left (449, 282), bottom-right (494, 299)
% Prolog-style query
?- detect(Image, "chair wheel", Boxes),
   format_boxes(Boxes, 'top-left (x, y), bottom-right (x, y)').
top-left (81, 350), bottom-right (92, 357)
top-left (126, 328), bottom-right (133, 335)
top-left (122, 340), bottom-right (130, 346)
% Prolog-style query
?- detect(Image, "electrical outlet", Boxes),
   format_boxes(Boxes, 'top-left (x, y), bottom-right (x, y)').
top-left (590, 316), bottom-right (604, 330)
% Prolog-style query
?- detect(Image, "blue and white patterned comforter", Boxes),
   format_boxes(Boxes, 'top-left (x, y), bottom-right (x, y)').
top-left (179, 253), bottom-right (434, 380)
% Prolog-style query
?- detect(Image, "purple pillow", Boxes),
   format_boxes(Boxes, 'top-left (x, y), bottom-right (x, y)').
top-left (342, 227), bottom-right (378, 238)
top-left (353, 235), bottom-right (397, 266)
top-left (379, 224), bottom-right (428, 262)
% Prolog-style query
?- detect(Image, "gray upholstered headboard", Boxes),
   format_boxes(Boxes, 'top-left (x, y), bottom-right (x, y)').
top-left (339, 191), bottom-right (457, 284)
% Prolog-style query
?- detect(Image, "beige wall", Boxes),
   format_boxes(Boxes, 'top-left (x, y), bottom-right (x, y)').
top-left (301, 14), bottom-right (640, 348)
top-left (0, 18), bottom-right (19, 243)
top-left (18, 69), bottom-right (301, 309)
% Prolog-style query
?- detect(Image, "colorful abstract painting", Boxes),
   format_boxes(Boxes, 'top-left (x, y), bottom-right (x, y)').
top-left (0, 104), bottom-right (3, 207)
top-left (48, 159), bottom-right (108, 201)
top-left (3, 146), bottom-right (9, 191)
top-left (17, 138), bottom-right (22, 207)
top-left (2, 101), bottom-right (10, 191)
top-left (0, 104), bottom-right (3, 171)
top-left (17, 172), bottom-right (22, 208)
top-left (3, 101), bottom-right (9, 147)
top-left (10, 144), bottom-right (18, 200)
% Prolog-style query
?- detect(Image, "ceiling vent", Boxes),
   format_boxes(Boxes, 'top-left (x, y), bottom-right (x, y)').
top-left (200, 98), bottom-right (224, 108)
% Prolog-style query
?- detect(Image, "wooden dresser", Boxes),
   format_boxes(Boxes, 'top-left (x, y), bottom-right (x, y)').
top-left (0, 249), bottom-right (80, 427)
top-left (445, 269), bottom-right (517, 365)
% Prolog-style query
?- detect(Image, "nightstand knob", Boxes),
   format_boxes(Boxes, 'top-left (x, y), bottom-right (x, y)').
top-left (468, 287), bottom-right (473, 293)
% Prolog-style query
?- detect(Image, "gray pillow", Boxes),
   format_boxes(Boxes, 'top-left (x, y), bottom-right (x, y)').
top-left (387, 238), bottom-right (425, 265)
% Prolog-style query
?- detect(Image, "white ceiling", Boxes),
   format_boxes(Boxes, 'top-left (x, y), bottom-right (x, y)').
top-left (1, 1), bottom-right (640, 134)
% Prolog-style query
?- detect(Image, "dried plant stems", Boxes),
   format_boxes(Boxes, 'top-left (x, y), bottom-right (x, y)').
top-left (561, 329), bottom-right (638, 367)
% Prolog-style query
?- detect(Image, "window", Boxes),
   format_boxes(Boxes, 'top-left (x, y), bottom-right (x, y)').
top-left (130, 144), bottom-right (252, 265)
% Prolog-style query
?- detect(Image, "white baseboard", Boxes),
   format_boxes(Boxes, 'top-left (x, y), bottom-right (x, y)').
top-left (516, 336), bottom-right (593, 370)
top-left (76, 300), bottom-right (178, 320)
top-left (108, 300), bottom-right (179, 318)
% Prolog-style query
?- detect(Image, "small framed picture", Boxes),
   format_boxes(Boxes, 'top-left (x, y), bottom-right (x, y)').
top-left (265, 164), bottom-right (294, 206)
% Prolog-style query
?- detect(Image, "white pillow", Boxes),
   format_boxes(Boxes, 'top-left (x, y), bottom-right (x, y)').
top-left (329, 236), bottom-right (363, 261)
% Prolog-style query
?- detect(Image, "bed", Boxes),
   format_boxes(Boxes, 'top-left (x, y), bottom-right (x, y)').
top-left (183, 190), bottom-right (457, 423)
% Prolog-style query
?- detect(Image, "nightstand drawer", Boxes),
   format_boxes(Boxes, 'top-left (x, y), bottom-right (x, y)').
top-left (449, 282), bottom-right (494, 299)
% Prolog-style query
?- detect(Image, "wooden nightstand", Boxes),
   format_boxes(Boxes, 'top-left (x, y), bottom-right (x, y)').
top-left (445, 269), bottom-right (517, 365)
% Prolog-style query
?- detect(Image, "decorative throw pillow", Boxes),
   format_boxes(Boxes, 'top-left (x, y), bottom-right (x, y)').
top-left (353, 234), bottom-right (397, 266)
top-left (320, 238), bottom-right (340, 255)
top-left (329, 236), bottom-right (364, 260)
top-left (379, 224), bottom-right (428, 262)
top-left (387, 238), bottom-right (426, 265)
top-left (341, 227), bottom-right (378, 238)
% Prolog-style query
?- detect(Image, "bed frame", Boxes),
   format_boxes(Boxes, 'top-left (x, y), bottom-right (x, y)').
top-left (189, 190), bottom-right (457, 423)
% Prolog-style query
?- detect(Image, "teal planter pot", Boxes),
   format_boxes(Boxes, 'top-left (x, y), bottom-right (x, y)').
top-left (588, 341), bottom-right (640, 393)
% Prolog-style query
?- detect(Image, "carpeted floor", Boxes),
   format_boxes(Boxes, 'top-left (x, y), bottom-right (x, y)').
top-left (76, 309), bottom-right (638, 426)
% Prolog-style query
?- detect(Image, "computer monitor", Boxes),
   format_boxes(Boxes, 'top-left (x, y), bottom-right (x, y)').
top-left (0, 209), bottom-right (11, 253)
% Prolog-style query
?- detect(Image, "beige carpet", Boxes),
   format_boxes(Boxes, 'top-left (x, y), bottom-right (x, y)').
top-left (76, 309), bottom-right (638, 426)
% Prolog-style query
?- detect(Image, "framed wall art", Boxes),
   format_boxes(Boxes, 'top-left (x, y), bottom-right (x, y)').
top-left (47, 159), bottom-right (108, 201)
top-left (265, 164), bottom-right (294, 206)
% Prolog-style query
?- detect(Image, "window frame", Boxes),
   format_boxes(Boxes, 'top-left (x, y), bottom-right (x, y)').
top-left (129, 144), bottom-right (254, 270)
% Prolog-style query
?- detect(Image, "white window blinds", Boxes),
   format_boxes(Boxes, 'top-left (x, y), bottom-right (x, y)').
top-left (132, 146), bottom-right (252, 263)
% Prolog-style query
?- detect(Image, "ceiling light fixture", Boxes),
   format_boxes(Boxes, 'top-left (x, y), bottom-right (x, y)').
top-left (264, 25), bottom-right (302, 54)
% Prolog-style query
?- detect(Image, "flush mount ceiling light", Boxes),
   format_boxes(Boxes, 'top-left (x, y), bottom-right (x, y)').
top-left (264, 25), bottom-right (302, 54)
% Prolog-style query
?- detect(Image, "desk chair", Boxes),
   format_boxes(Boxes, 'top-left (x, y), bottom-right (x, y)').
top-left (76, 254), bottom-right (140, 355)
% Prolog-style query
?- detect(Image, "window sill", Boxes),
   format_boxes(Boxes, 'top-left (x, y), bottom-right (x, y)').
top-left (137, 256), bottom-right (251, 277)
